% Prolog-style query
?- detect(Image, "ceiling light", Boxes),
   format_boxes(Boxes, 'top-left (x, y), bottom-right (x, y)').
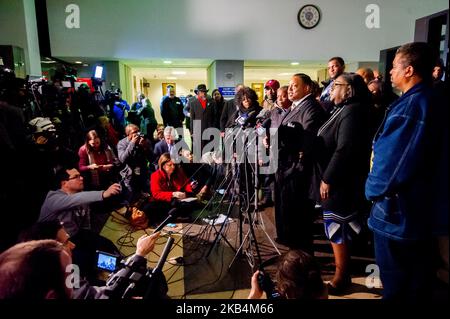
top-left (75, 61), bottom-right (83, 64)
top-left (166, 76), bottom-right (177, 80)
top-left (291, 62), bottom-right (299, 66)
top-left (172, 71), bottom-right (186, 75)
top-left (163, 60), bottom-right (172, 64)
top-left (82, 64), bottom-right (89, 67)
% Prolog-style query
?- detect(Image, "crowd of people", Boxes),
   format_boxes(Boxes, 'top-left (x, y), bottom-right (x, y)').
top-left (0, 41), bottom-right (448, 300)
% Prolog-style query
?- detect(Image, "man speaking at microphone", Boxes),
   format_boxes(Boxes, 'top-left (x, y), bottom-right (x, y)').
top-left (259, 85), bottom-right (292, 208)
top-left (274, 74), bottom-right (326, 252)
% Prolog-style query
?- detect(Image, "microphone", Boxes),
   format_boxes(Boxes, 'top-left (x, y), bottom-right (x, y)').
top-left (143, 236), bottom-right (174, 300)
top-left (256, 118), bottom-right (271, 136)
top-left (235, 110), bottom-right (257, 128)
top-left (152, 208), bottom-right (178, 233)
top-left (256, 108), bottom-right (270, 120)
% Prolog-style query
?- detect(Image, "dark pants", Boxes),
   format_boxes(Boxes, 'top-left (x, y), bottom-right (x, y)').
top-left (259, 173), bottom-right (274, 202)
top-left (374, 233), bottom-right (434, 300)
top-left (274, 167), bottom-right (314, 254)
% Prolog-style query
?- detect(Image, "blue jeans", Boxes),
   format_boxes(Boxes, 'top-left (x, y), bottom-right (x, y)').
top-left (374, 233), bottom-right (433, 300)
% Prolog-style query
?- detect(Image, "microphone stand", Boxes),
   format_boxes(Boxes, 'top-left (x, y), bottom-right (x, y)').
top-left (228, 120), bottom-right (281, 270)
top-left (152, 208), bottom-right (178, 233)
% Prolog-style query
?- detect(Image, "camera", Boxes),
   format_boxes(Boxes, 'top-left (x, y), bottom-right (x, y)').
top-left (257, 270), bottom-right (282, 299)
top-left (137, 132), bottom-right (145, 138)
top-left (96, 250), bottom-right (121, 273)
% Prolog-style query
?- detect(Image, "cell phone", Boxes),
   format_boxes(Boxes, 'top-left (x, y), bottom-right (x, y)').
top-left (96, 250), bottom-right (120, 272)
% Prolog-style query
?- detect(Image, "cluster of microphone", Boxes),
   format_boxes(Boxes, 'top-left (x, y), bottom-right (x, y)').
top-left (255, 109), bottom-right (272, 136)
top-left (234, 109), bottom-right (272, 133)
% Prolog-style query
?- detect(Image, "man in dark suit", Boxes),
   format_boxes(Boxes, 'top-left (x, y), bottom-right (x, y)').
top-left (153, 126), bottom-right (178, 166)
top-left (274, 73), bottom-right (326, 253)
top-left (220, 84), bottom-right (244, 136)
top-left (189, 84), bottom-right (217, 158)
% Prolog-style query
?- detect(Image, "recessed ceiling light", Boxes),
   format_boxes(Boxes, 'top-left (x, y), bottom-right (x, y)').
top-left (166, 76), bottom-right (177, 80)
top-left (82, 64), bottom-right (89, 67)
top-left (291, 62), bottom-right (299, 66)
top-left (163, 60), bottom-right (172, 64)
top-left (172, 71), bottom-right (186, 75)
top-left (75, 61), bottom-right (83, 64)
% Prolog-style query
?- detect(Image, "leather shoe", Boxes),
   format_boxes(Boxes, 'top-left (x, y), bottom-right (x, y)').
top-left (326, 277), bottom-right (352, 295)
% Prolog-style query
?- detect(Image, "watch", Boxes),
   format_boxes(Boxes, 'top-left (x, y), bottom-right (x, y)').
top-left (297, 4), bottom-right (321, 29)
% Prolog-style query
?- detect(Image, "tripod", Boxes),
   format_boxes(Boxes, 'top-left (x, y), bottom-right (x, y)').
top-left (205, 126), bottom-right (281, 268)
top-left (228, 131), bottom-right (281, 269)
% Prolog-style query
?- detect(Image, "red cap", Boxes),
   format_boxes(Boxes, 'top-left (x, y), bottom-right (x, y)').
top-left (264, 79), bottom-right (280, 91)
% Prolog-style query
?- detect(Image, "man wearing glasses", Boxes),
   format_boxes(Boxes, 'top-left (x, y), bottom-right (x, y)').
top-left (39, 168), bottom-right (121, 238)
top-left (38, 167), bottom-right (122, 282)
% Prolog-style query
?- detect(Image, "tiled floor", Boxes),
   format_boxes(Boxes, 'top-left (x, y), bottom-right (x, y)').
top-left (100, 205), bottom-right (383, 299)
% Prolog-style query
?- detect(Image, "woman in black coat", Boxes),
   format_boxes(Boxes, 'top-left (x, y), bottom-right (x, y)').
top-left (310, 73), bottom-right (371, 294)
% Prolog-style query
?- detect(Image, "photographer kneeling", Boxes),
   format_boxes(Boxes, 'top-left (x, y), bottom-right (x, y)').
top-left (248, 250), bottom-right (328, 300)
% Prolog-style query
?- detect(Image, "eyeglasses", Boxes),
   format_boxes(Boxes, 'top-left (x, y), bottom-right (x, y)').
top-left (164, 162), bottom-right (175, 167)
top-left (333, 82), bottom-right (349, 87)
top-left (68, 174), bottom-right (82, 180)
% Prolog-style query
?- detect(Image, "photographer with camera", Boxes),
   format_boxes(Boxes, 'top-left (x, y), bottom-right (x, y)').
top-left (14, 220), bottom-right (161, 299)
top-left (248, 250), bottom-right (327, 300)
top-left (118, 124), bottom-right (155, 203)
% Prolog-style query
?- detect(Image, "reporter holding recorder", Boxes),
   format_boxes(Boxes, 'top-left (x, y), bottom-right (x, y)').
top-left (148, 153), bottom-right (197, 224)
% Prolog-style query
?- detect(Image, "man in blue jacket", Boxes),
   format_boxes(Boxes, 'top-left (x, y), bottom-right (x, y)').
top-left (365, 42), bottom-right (447, 300)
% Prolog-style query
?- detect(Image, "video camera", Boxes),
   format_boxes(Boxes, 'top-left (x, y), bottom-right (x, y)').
top-left (100, 238), bottom-right (173, 300)
top-left (99, 215), bottom-right (176, 300)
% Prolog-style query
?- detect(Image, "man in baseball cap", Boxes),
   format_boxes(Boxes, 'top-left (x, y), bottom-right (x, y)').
top-left (263, 79), bottom-right (280, 111)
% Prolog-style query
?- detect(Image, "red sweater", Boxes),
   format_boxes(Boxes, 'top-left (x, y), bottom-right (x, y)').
top-left (150, 168), bottom-right (193, 202)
